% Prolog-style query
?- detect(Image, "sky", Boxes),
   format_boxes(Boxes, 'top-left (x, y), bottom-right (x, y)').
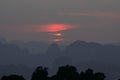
top-left (0, 0), bottom-right (120, 43)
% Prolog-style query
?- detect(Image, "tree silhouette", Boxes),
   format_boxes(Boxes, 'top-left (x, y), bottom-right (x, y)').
top-left (54, 65), bottom-right (79, 80)
top-left (94, 72), bottom-right (106, 80)
top-left (79, 68), bottom-right (106, 80)
top-left (1, 65), bottom-right (107, 80)
top-left (79, 71), bottom-right (85, 80)
top-left (31, 66), bottom-right (48, 80)
top-left (80, 69), bottom-right (95, 80)
top-left (1, 75), bottom-right (25, 80)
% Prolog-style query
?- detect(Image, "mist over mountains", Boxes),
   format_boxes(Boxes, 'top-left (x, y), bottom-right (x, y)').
top-left (0, 37), bottom-right (120, 80)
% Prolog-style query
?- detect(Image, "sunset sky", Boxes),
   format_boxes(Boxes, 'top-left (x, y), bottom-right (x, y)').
top-left (0, 0), bottom-right (120, 43)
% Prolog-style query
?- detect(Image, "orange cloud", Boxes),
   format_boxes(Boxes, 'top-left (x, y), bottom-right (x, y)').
top-left (34, 23), bottom-right (75, 33)
top-left (57, 11), bottom-right (120, 19)
top-left (52, 38), bottom-right (64, 42)
top-left (0, 23), bottom-right (76, 34)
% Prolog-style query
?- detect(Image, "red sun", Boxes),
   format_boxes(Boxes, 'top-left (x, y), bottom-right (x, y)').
top-left (34, 23), bottom-right (74, 32)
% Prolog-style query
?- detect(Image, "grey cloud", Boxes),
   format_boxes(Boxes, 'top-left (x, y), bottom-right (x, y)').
top-left (0, 0), bottom-right (120, 26)
top-left (0, 0), bottom-right (120, 43)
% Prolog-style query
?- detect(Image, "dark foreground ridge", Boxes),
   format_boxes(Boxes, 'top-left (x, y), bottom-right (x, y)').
top-left (1, 65), bottom-right (110, 80)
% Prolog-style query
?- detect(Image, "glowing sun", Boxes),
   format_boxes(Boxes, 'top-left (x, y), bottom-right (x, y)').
top-left (34, 23), bottom-right (74, 33)
top-left (53, 33), bottom-right (63, 37)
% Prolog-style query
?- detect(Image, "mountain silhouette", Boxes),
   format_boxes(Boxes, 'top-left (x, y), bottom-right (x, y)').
top-left (0, 38), bottom-right (120, 80)
top-left (0, 37), bottom-right (7, 44)
top-left (46, 43), bottom-right (61, 55)
top-left (11, 40), bottom-right (48, 54)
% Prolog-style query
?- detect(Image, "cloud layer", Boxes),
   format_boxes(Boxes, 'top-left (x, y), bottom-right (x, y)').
top-left (0, 0), bottom-right (120, 43)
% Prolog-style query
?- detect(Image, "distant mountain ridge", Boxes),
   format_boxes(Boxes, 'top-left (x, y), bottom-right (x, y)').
top-left (0, 39), bottom-right (120, 65)
top-left (10, 40), bottom-right (49, 54)
top-left (0, 38), bottom-right (120, 80)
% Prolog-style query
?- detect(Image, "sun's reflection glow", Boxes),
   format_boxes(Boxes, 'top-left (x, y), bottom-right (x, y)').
top-left (52, 38), bottom-right (64, 42)
top-left (53, 33), bottom-right (63, 37)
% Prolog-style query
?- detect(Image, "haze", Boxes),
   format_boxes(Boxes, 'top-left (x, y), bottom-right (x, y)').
top-left (0, 0), bottom-right (120, 43)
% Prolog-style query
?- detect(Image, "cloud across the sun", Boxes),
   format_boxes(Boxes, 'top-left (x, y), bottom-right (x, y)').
top-left (52, 38), bottom-right (64, 42)
top-left (31, 23), bottom-right (76, 33)
top-left (0, 23), bottom-right (76, 33)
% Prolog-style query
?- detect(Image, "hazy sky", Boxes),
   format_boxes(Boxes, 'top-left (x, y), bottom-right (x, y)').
top-left (0, 0), bottom-right (120, 43)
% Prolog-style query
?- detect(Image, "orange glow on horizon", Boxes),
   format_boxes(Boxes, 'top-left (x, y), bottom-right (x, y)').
top-left (34, 23), bottom-right (74, 32)
top-left (22, 23), bottom-right (76, 43)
